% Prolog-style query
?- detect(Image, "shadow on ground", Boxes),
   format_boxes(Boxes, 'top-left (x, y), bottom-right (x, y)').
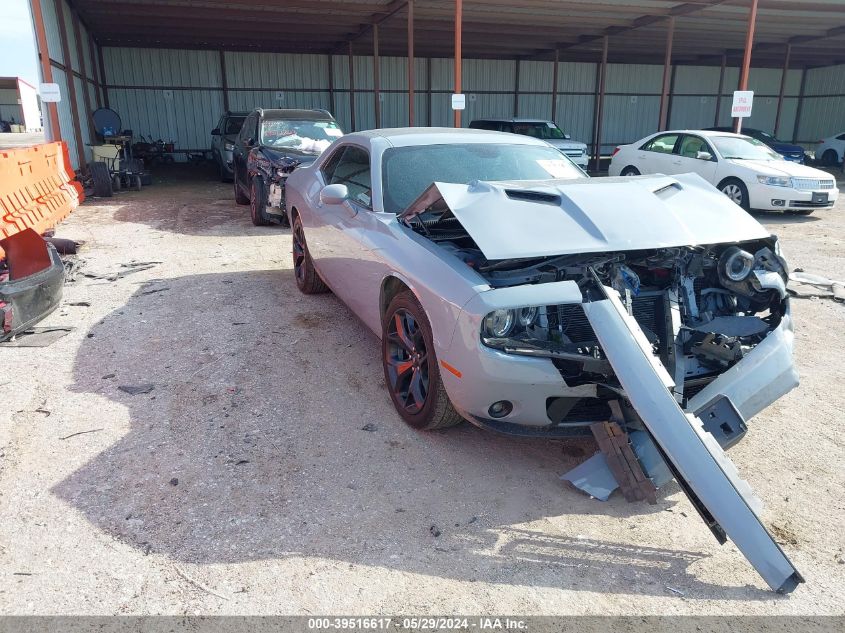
top-left (52, 268), bottom-right (764, 598)
top-left (100, 163), bottom-right (288, 237)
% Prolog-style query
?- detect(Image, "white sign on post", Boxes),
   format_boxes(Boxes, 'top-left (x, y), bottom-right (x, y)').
top-left (39, 83), bottom-right (61, 102)
top-left (451, 93), bottom-right (466, 110)
top-left (731, 90), bottom-right (754, 118)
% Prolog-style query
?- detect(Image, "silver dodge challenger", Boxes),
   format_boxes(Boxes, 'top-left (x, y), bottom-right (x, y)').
top-left (284, 128), bottom-right (803, 592)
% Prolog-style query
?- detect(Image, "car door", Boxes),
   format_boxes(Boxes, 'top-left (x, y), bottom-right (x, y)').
top-left (234, 112), bottom-right (257, 189)
top-left (307, 144), bottom-right (384, 319)
top-left (671, 134), bottom-right (719, 183)
top-left (636, 133), bottom-right (681, 174)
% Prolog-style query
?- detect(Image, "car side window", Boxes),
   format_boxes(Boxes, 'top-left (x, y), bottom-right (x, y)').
top-left (641, 133), bottom-right (680, 154)
top-left (320, 146), bottom-right (345, 183)
top-left (678, 135), bottom-right (713, 160)
top-left (239, 114), bottom-right (256, 143)
top-left (329, 146), bottom-right (372, 208)
top-left (837, 134), bottom-right (845, 141)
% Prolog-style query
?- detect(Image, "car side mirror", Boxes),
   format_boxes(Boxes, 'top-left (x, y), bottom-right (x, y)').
top-left (696, 151), bottom-right (713, 161)
top-left (211, 128), bottom-right (220, 135)
top-left (320, 183), bottom-right (349, 205)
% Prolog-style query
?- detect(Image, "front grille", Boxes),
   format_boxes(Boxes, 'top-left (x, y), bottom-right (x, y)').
top-left (548, 292), bottom-right (666, 347)
top-left (791, 177), bottom-right (835, 190)
top-left (546, 397), bottom-right (613, 425)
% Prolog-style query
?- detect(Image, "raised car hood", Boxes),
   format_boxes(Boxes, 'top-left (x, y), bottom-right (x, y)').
top-left (403, 174), bottom-right (770, 260)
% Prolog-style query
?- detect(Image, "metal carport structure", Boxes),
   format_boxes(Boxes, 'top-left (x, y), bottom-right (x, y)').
top-left (28, 0), bottom-right (845, 171)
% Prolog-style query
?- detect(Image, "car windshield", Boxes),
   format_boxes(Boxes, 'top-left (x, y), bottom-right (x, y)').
top-left (382, 143), bottom-right (584, 212)
top-left (224, 117), bottom-right (246, 135)
top-left (260, 119), bottom-right (343, 154)
top-left (511, 122), bottom-right (568, 140)
top-left (712, 136), bottom-right (783, 161)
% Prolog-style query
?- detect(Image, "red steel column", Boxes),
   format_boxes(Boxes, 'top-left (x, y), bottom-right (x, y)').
top-left (714, 53), bottom-right (726, 126)
top-left (54, 0), bottom-right (86, 169)
top-left (454, 0), bottom-right (462, 127)
top-left (658, 16), bottom-right (675, 131)
top-left (30, 0), bottom-right (61, 140)
top-left (348, 41), bottom-right (356, 131)
top-left (774, 43), bottom-right (791, 136)
top-left (551, 48), bottom-right (559, 121)
top-left (408, 0), bottom-right (415, 126)
top-left (592, 35), bottom-right (608, 172)
top-left (735, 0), bottom-right (759, 133)
top-left (373, 23), bottom-right (381, 128)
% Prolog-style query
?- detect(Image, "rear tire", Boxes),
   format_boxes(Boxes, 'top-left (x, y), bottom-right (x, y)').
top-left (718, 178), bottom-right (750, 211)
top-left (112, 174), bottom-right (122, 191)
top-left (250, 176), bottom-right (270, 226)
top-left (89, 162), bottom-right (113, 198)
top-left (292, 214), bottom-right (329, 294)
top-left (131, 175), bottom-right (142, 191)
top-left (382, 291), bottom-right (462, 431)
top-left (233, 167), bottom-right (249, 205)
top-left (620, 166), bottom-right (640, 176)
top-left (821, 149), bottom-right (838, 166)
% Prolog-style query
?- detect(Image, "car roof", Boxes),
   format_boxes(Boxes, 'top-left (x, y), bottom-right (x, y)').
top-left (471, 118), bottom-right (553, 124)
top-left (342, 127), bottom-right (553, 147)
top-left (653, 129), bottom-right (750, 139)
top-left (256, 108), bottom-right (335, 121)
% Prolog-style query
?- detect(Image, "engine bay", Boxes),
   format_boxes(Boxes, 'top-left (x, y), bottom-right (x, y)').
top-left (406, 206), bottom-right (790, 411)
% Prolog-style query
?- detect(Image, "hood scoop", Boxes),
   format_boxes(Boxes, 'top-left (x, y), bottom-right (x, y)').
top-left (403, 175), bottom-right (770, 261)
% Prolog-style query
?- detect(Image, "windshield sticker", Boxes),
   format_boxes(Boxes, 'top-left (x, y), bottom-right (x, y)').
top-left (537, 159), bottom-right (576, 178)
top-left (324, 128), bottom-right (343, 137)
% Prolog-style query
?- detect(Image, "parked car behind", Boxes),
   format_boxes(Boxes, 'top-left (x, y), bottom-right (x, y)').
top-left (469, 118), bottom-right (589, 168)
top-left (233, 108), bottom-right (343, 226)
top-left (609, 129), bottom-right (839, 215)
top-left (816, 131), bottom-right (845, 166)
top-left (211, 111), bottom-right (248, 181)
top-left (706, 126), bottom-right (806, 163)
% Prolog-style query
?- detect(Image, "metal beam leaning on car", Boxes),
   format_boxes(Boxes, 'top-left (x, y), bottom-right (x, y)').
top-left (582, 279), bottom-right (803, 594)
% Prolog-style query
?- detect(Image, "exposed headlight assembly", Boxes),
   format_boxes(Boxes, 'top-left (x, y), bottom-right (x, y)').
top-left (720, 247), bottom-right (754, 282)
top-left (757, 175), bottom-right (789, 187)
top-left (224, 142), bottom-right (234, 151)
top-left (482, 306), bottom-right (541, 347)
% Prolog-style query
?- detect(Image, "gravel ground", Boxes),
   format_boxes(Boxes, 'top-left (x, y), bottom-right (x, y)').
top-left (1, 164), bottom-right (843, 615)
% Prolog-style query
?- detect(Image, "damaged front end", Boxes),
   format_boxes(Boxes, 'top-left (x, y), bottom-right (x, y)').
top-left (402, 176), bottom-right (803, 592)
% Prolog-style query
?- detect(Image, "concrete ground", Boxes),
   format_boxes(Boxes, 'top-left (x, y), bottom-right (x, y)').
top-left (1, 163), bottom-right (844, 616)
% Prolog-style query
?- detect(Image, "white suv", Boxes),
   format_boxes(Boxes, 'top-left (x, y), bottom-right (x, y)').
top-left (469, 118), bottom-right (589, 168)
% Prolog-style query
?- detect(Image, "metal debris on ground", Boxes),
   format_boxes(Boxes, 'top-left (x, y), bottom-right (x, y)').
top-left (0, 327), bottom-right (74, 347)
top-left (591, 421), bottom-right (658, 504)
top-left (82, 260), bottom-right (161, 282)
top-left (788, 271), bottom-right (845, 302)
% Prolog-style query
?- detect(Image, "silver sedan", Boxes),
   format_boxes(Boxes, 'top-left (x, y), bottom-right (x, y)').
top-left (284, 127), bottom-right (803, 591)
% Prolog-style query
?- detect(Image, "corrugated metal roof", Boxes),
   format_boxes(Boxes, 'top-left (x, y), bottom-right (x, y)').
top-left (74, 0), bottom-right (845, 68)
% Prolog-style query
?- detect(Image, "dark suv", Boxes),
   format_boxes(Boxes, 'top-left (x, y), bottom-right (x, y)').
top-left (211, 111), bottom-right (248, 181)
top-left (233, 108), bottom-right (343, 226)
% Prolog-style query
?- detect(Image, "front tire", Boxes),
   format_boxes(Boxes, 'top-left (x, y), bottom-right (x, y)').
top-left (250, 176), bottom-right (270, 226)
top-left (620, 166), bottom-right (640, 176)
top-left (291, 214), bottom-right (329, 294)
top-left (382, 291), bottom-right (462, 431)
top-left (719, 178), bottom-right (750, 211)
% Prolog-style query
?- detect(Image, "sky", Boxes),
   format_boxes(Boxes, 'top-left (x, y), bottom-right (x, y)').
top-left (0, 0), bottom-right (40, 86)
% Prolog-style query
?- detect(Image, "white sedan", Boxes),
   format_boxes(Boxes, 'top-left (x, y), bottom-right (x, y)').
top-left (609, 130), bottom-right (839, 215)
top-left (816, 131), bottom-right (845, 166)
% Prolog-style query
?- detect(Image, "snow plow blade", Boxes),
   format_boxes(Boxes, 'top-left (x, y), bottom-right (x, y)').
top-left (582, 283), bottom-right (803, 593)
